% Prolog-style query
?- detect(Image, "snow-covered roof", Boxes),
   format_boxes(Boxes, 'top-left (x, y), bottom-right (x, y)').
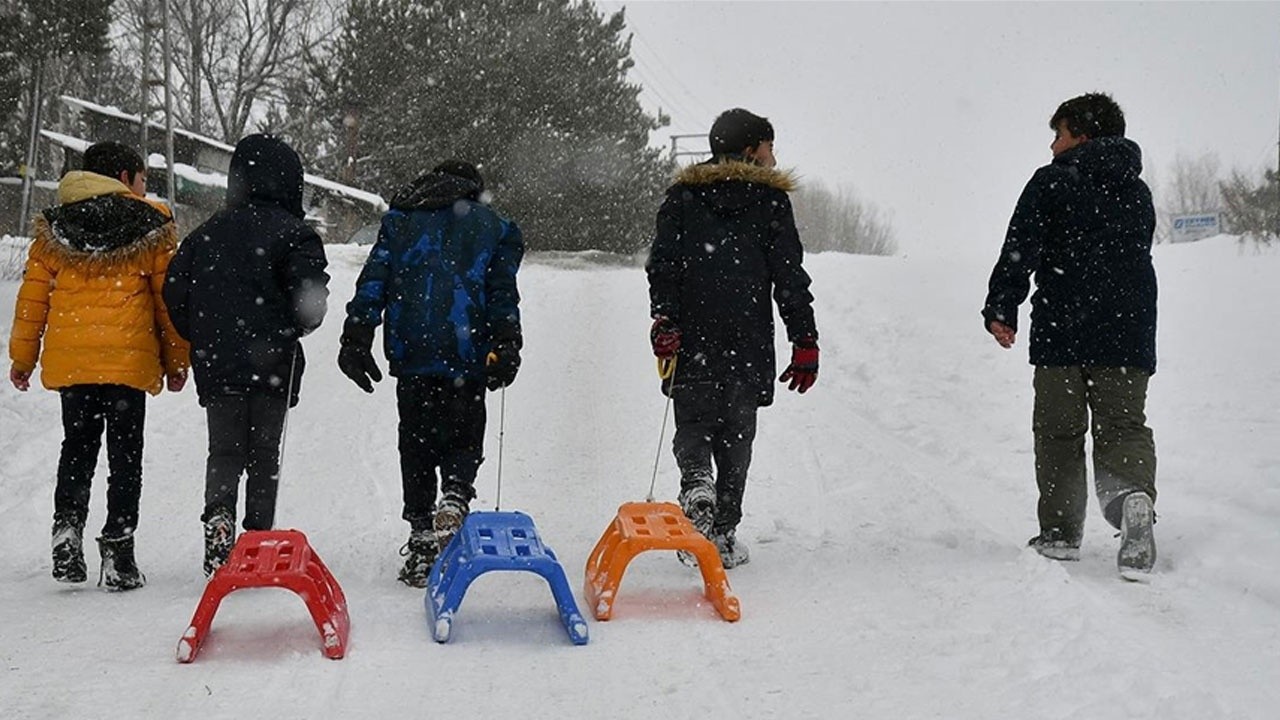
top-left (61, 95), bottom-right (237, 153)
top-left (45, 103), bottom-right (388, 211)
top-left (304, 173), bottom-right (388, 211)
top-left (148, 153), bottom-right (228, 189)
top-left (39, 129), bottom-right (92, 154)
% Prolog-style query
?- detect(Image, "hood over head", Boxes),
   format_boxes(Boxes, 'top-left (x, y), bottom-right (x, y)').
top-left (226, 134), bottom-right (306, 219)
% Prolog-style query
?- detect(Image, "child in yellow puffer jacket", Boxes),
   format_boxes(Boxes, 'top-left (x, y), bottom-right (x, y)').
top-left (8, 141), bottom-right (190, 591)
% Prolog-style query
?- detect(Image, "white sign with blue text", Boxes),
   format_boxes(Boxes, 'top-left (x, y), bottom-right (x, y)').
top-left (1170, 213), bottom-right (1221, 243)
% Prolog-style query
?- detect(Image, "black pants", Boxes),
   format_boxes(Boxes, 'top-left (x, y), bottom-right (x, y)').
top-left (397, 376), bottom-right (486, 531)
top-left (671, 382), bottom-right (759, 535)
top-left (204, 393), bottom-right (288, 531)
top-left (56, 385), bottom-right (146, 538)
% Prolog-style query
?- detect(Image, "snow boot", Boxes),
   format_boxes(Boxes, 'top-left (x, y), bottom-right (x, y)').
top-left (398, 528), bottom-right (439, 588)
top-left (97, 534), bottom-right (145, 591)
top-left (1117, 492), bottom-right (1156, 580)
top-left (434, 494), bottom-right (469, 551)
top-left (1027, 527), bottom-right (1081, 561)
top-left (676, 480), bottom-right (716, 567)
top-left (51, 514), bottom-right (87, 584)
top-left (713, 529), bottom-right (750, 569)
top-left (678, 480), bottom-right (716, 537)
top-left (203, 508), bottom-right (237, 577)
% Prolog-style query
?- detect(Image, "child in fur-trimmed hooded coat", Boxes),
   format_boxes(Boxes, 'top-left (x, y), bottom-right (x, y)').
top-left (163, 134), bottom-right (329, 576)
top-left (8, 141), bottom-right (190, 590)
top-left (646, 108), bottom-right (820, 569)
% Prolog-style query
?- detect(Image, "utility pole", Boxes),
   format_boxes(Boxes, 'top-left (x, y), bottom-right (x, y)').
top-left (139, 0), bottom-right (178, 219)
top-left (161, 0), bottom-right (177, 214)
top-left (16, 58), bottom-right (45, 235)
top-left (139, 0), bottom-right (152, 156)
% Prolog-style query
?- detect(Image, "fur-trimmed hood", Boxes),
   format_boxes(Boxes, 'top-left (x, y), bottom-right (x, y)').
top-left (673, 159), bottom-right (797, 217)
top-left (674, 159), bottom-right (798, 193)
top-left (38, 171), bottom-right (174, 268)
top-left (32, 212), bottom-right (178, 274)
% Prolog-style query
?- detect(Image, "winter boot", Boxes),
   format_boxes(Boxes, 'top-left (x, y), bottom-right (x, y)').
top-left (713, 529), bottom-right (751, 569)
top-left (434, 494), bottom-right (469, 551)
top-left (676, 480), bottom-right (716, 567)
top-left (398, 528), bottom-right (440, 588)
top-left (97, 535), bottom-right (145, 591)
top-left (51, 514), bottom-right (87, 583)
top-left (203, 508), bottom-right (237, 577)
top-left (1027, 527), bottom-right (1081, 561)
top-left (1117, 492), bottom-right (1156, 579)
top-left (678, 480), bottom-right (716, 537)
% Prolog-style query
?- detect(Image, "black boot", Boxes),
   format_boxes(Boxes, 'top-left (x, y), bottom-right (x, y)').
top-left (398, 528), bottom-right (439, 588)
top-left (203, 508), bottom-right (237, 577)
top-left (97, 535), bottom-right (145, 591)
top-left (52, 513), bottom-right (87, 584)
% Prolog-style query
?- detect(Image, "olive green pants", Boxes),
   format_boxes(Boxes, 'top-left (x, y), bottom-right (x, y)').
top-left (1033, 366), bottom-right (1157, 538)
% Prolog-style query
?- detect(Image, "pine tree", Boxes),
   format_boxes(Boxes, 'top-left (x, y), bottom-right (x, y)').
top-left (318, 0), bottom-right (671, 252)
top-left (1220, 168), bottom-right (1279, 245)
top-left (1, 0), bottom-right (113, 173)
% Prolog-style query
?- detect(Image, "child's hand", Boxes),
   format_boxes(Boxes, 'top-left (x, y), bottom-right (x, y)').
top-left (989, 320), bottom-right (1016, 349)
top-left (9, 367), bottom-right (31, 392)
top-left (167, 369), bottom-right (188, 392)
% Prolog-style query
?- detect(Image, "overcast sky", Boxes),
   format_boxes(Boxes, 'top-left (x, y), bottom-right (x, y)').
top-left (596, 1), bottom-right (1280, 257)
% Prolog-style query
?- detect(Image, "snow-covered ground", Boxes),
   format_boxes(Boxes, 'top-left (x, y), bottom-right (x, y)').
top-left (1, 236), bottom-right (1277, 719)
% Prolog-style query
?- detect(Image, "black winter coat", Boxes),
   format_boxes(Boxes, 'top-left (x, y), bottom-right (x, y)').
top-left (647, 158), bottom-right (817, 407)
top-left (983, 137), bottom-right (1158, 374)
top-left (163, 134), bottom-right (330, 406)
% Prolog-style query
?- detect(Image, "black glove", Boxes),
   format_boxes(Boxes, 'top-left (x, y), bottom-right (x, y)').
top-left (338, 320), bottom-right (382, 393)
top-left (485, 341), bottom-right (520, 390)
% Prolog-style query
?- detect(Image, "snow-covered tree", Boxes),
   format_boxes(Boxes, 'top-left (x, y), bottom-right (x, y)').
top-left (0, 0), bottom-right (113, 173)
top-left (792, 180), bottom-right (897, 256)
top-left (316, 0), bottom-right (671, 252)
top-left (1220, 167), bottom-right (1279, 245)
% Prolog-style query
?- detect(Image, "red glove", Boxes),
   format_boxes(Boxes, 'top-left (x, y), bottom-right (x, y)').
top-left (650, 316), bottom-right (681, 358)
top-left (779, 338), bottom-right (819, 393)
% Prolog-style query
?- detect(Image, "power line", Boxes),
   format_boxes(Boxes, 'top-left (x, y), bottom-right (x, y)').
top-left (622, 15), bottom-right (717, 127)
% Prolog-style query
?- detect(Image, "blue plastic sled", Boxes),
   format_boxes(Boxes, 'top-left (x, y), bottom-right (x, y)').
top-left (425, 510), bottom-right (589, 645)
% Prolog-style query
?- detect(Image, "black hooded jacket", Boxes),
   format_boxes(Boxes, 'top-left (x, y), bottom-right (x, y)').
top-left (983, 137), bottom-right (1158, 373)
top-left (646, 158), bottom-right (817, 406)
top-left (163, 134), bottom-right (330, 405)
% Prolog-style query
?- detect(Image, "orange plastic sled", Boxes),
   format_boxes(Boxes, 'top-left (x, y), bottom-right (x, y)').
top-left (584, 501), bottom-right (740, 622)
top-left (177, 529), bottom-right (349, 662)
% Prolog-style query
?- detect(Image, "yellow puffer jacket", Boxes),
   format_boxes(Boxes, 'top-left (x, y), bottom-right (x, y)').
top-left (8, 172), bottom-right (190, 394)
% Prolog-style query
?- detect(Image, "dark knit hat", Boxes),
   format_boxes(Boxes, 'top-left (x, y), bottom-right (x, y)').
top-left (432, 160), bottom-right (484, 194)
top-left (709, 108), bottom-right (774, 156)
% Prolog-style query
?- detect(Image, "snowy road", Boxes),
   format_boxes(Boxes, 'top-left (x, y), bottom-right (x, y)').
top-left (1, 238), bottom-right (1277, 719)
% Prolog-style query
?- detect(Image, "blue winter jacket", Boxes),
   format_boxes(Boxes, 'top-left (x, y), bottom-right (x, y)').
top-left (345, 172), bottom-right (523, 379)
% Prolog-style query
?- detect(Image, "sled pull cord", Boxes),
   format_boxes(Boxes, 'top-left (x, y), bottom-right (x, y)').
top-left (647, 356), bottom-right (677, 502)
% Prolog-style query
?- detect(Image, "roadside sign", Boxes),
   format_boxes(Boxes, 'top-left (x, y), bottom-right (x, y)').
top-left (1171, 213), bottom-right (1221, 243)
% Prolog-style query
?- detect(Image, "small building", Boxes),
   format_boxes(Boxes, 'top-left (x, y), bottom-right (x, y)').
top-left (4, 95), bottom-right (386, 242)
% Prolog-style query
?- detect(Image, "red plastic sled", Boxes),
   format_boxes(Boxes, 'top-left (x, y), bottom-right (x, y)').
top-left (177, 529), bottom-right (349, 662)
